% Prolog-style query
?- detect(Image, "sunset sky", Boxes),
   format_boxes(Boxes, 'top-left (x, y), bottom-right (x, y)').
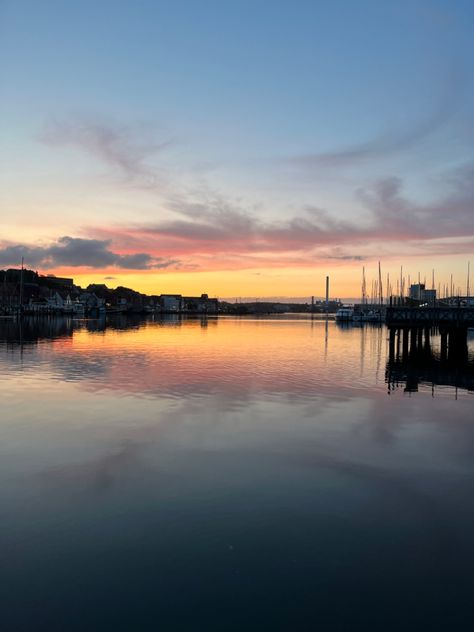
top-left (1, 0), bottom-right (474, 299)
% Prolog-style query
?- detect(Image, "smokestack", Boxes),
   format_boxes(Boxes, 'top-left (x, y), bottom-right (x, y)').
top-left (325, 276), bottom-right (329, 311)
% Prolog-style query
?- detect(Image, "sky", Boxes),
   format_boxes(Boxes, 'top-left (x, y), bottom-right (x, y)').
top-left (1, 0), bottom-right (474, 300)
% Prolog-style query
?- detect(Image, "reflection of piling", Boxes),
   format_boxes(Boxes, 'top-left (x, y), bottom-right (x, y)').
top-left (409, 328), bottom-right (415, 355)
top-left (389, 328), bottom-right (396, 361)
top-left (403, 326), bottom-right (469, 360)
top-left (440, 330), bottom-right (448, 361)
top-left (325, 276), bottom-right (329, 316)
top-left (423, 327), bottom-right (431, 354)
top-left (386, 323), bottom-right (472, 393)
top-left (402, 327), bottom-right (409, 357)
top-left (447, 327), bottom-right (468, 363)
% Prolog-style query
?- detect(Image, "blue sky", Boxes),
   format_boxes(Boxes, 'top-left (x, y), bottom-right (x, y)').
top-left (1, 0), bottom-right (473, 297)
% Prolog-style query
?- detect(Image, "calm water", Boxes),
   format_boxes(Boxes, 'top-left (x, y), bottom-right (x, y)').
top-left (1, 315), bottom-right (473, 631)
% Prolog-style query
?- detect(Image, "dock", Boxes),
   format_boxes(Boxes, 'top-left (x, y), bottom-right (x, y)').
top-left (386, 305), bottom-right (474, 327)
top-left (385, 306), bottom-right (474, 378)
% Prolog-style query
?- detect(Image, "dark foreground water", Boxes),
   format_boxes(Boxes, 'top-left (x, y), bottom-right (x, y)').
top-left (1, 315), bottom-right (473, 631)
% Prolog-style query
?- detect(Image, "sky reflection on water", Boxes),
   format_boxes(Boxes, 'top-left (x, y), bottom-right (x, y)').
top-left (0, 316), bottom-right (473, 631)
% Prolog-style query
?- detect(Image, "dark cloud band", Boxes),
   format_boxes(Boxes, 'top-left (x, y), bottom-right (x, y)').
top-left (0, 236), bottom-right (178, 271)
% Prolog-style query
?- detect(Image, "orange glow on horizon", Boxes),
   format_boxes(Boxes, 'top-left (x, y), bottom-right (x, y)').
top-left (39, 253), bottom-right (473, 301)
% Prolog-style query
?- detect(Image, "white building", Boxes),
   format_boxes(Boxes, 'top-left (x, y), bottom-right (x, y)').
top-left (409, 284), bottom-right (436, 304)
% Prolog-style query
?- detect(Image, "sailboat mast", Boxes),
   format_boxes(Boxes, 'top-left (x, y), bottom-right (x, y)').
top-left (19, 257), bottom-right (24, 312)
top-left (378, 261), bottom-right (383, 305)
top-left (467, 261), bottom-right (471, 300)
top-left (362, 267), bottom-right (367, 306)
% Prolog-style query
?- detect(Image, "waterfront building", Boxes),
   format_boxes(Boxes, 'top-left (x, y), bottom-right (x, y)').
top-left (160, 294), bottom-right (183, 312)
top-left (409, 283), bottom-right (436, 304)
top-left (182, 294), bottom-right (218, 314)
top-left (159, 293), bottom-right (218, 314)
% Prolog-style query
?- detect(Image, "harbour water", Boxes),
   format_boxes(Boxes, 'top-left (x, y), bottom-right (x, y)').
top-left (1, 315), bottom-right (473, 631)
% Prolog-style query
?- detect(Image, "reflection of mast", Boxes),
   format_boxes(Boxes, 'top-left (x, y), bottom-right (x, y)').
top-left (324, 317), bottom-right (328, 360)
top-left (19, 311), bottom-right (24, 360)
top-left (325, 276), bottom-right (329, 316)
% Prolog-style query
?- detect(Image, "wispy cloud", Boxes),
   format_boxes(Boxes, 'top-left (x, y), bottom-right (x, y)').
top-left (34, 110), bottom-right (474, 273)
top-left (357, 164), bottom-right (474, 240)
top-left (289, 70), bottom-right (465, 169)
top-left (291, 116), bottom-right (446, 169)
top-left (92, 161), bottom-right (474, 268)
top-left (39, 116), bottom-right (172, 182)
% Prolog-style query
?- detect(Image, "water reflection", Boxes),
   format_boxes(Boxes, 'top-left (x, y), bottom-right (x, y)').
top-left (0, 313), bottom-right (216, 341)
top-left (1, 316), bottom-right (473, 398)
top-left (1, 316), bottom-right (474, 630)
top-left (0, 315), bottom-right (74, 346)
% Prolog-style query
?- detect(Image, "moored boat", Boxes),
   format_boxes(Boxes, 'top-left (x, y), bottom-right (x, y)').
top-left (335, 306), bottom-right (354, 321)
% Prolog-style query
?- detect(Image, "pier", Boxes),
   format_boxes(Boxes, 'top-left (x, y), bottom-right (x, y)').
top-left (386, 305), bottom-right (474, 327)
top-left (386, 306), bottom-right (473, 366)
top-left (386, 326), bottom-right (474, 393)
top-left (385, 304), bottom-right (474, 393)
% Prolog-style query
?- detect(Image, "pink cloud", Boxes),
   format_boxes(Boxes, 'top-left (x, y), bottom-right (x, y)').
top-left (85, 167), bottom-right (474, 271)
